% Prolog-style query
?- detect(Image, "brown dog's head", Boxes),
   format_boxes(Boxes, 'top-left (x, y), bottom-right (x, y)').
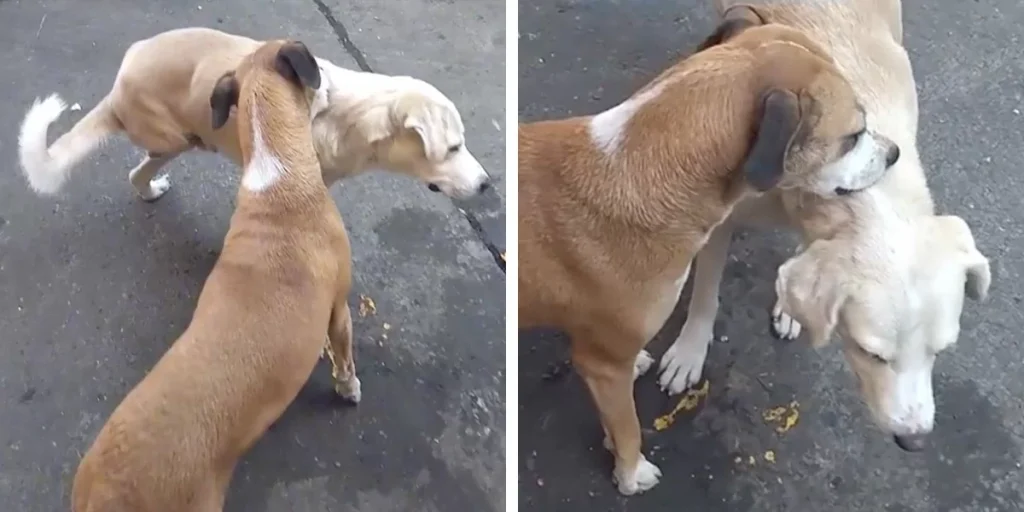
top-left (702, 6), bottom-right (900, 197)
top-left (208, 40), bottom-right (329, 134)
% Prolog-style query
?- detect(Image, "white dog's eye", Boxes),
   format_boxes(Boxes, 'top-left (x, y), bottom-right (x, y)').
top-left (860, 346), bottom-right (888, 364)
top-left (447, 144), bottom-right (462, 156)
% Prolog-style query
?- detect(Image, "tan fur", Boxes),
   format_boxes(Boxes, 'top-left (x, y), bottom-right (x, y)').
top-left (658, 0), bottom-right (991, 450)
top-left (70, 40), bottom-right (358, 512)
top-left (519, 24), bottom-right (887, 494)
top-left (18, 27), bottom-right (489, 202)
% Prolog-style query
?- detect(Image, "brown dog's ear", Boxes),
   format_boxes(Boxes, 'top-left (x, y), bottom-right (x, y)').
top-left (743, 89), bottom-right (805, 192)
top-left (697, 5), bottom-right (765, 51)
top-left (275, 41), bottom-right (321, 90)
top-left (209, 71), bottom-right (239, 130)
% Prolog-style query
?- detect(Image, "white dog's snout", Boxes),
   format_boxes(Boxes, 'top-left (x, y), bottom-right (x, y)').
top-left (884, 370), bottom-right (936, 435)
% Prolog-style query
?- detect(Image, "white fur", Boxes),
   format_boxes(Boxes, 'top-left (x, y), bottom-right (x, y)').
top-left (18, 94), bottom-right (71, 195)
top-left (633, 350), bottom-right (655, 380)
top-left (614, 456), bottom-right (662, 495)
top-left (810, 131), bottom-right (893, 196)
top-left (241, 106), bottom-right (285, 192)
top-left (658, 226), bottom-right (731, 394)
top-left (659, 2), bottom-right (991, 445)
top-left (770, 307), bottom-right (802, 340)
top-left (312, 60), bottom-right (490, 198)
top-left (589, 82), bottom-right (667, 156)
top-left (336, 375), bottom-right (362, 403)
top-left (17, 53), bottom-right (489, 202)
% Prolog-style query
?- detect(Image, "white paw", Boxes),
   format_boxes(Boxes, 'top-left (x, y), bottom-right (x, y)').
top-left (657, 325), bottom-right (711, 395)
top-left (138, 176), bottom-right (171, 201)
top-left (614, 456), bottom-right (662, 495)
top-left (633, 349), bottom-right (654, 380)
top-left (335, 375), bottom-right (362, 403)
top-left (771, 303), bottom-right (802, 340)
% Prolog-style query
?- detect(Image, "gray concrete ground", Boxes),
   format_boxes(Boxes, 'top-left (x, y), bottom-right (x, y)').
top-left (520, 1), bottom-right (1024, 510)
top-left (0, 0), bottom-right (505, 510)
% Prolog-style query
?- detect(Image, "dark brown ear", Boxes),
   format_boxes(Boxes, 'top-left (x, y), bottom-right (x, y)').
top-left (209, 71), bottom-right (239, 130)
top-left (743, 89), bottom-right (805, 192)
top-left (274, 41), bottom-right (321, 90)
top-left (696, 5), bottom-right (765, 51)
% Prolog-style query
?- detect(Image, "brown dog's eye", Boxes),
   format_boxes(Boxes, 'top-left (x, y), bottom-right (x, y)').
top-left (841, 129), bottom-right (865, 154)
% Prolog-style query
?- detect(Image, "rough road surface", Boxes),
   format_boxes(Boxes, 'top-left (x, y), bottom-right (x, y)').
top-left (0, 0), bottom-right (505, 510)
top-left (520, 1), bottom-right (1024, 510)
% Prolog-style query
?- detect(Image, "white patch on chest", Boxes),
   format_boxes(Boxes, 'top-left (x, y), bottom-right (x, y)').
top-left (588, 81), bottom-right (667, 156)
top-left (242, 106), bottom-right (285, 192)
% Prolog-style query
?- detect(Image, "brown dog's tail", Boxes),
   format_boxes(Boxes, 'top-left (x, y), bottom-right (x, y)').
top-left (18, 93), bottom-right (122, 196)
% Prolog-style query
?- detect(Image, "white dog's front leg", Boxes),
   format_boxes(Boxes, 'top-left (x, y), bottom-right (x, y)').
top-left (770, 243), bottom-right (805, 340)
top-left (658, 224), bottom-right (733, 395)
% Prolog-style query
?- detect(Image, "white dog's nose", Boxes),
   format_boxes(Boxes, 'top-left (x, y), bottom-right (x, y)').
top-left (893, 433), bottom-right (927, 452)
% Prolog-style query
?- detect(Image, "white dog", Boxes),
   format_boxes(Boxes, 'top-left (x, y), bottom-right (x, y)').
top-left (17, 27), bottom-right (491, 202)
top-left (656, 0), bottom-right (990, 452)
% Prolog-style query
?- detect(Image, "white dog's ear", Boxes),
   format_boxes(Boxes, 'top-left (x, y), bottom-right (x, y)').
top-left (935, 215), bottom-right (991, 301)
top-left (775, 241), bottom-right (848, 347)
top-left (403, 112), bottom-right (446, 162)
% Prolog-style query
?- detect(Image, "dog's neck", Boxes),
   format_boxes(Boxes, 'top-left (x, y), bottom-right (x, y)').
top-left (309, 67), bottom-right (433, 182)
top-left (237, 80), bottom-right (322, 199)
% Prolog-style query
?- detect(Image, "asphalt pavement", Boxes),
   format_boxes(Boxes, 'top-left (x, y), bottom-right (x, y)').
top-left (520, 1), bottom-right (1024, 510)
top-left (0, 0), bottom-right (505, 510)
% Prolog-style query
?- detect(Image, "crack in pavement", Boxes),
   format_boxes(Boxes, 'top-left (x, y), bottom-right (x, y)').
top-left (312, 0), bottom-right (507, 275)
top-left (460, 207), bottom-right (506, 273)
top-left (311, 0), bottom-right (373, 72)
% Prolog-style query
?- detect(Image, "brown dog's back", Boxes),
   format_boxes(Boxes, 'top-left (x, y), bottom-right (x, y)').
top-left (72, 40), bottom-right (350, 512)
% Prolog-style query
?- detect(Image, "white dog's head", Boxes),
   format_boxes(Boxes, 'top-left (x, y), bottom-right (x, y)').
top-left (775, 215), bottom-right (990, 451)
top-left (380, 83), bottom-right (492, 198)
top-left (310, 60), bottom-right (492, 199)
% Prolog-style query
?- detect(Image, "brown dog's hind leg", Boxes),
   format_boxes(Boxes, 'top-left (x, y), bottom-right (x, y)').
top-left (128, 150), bottom-right (182, 201)
top-left (324, 302), bottom-right (361, 403)
top-left (570, 329), bottom-right (662, 495)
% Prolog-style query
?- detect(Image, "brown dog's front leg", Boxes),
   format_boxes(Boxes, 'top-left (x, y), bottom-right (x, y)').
top-left (571, 336), bottom-right (662, 496)
top-left (324, 299), bottom-right (361, 403)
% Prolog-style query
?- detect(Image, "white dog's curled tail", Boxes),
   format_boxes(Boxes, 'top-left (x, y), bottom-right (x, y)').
top-left (18, 93), bottom-right (121, 196)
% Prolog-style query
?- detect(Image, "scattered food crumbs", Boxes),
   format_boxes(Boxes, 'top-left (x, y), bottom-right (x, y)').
top-left (734, 456), bottom-right (742, 464)
top-left (748, 455), bottom-right (756, 465)
top-left (537, 478), bottom-right (544, 487)
top-left (500, 252), bottom-right (506, 262)
top-left (764, 450), bottom-right (776, 463)
top-left (762, 400), bottom-right (800, 434)
top-left (358, 295), bottom-right (377, 317)
top-left (70, 102), bottom-right (82, 111)
top-left (383, 322), bottom-right (391, 330)
top-left (653, 380), bottom-right (710, 431)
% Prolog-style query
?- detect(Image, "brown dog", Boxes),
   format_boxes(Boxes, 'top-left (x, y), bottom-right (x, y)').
top-left (518, 24), bottom-right (899, 495)
top-left (71, 40), bottom-right (358, 511)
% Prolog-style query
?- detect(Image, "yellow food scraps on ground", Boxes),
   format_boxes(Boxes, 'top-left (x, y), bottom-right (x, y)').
top-left (762, 400), bottom-right (800, 434)
top-left (358, 294), bottom-right (377, 317)
top-left (764, 450), bottom-right (776, 463)
top-left (653, 380), bottom-right (710, 431)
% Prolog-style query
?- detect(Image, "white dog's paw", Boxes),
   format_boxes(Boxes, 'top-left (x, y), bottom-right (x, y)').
top-left (335, 375), bottom-right (362, 404)
top-left (139, 175), bottom-right (171, 202)
top-left (614, 456), bottom-right (662, 495)
top-left (770, 303), bottom-right (802, 340)
top-left (657, 325), bottom-right (711, 395)
top-left (633, 350), bottom-right (655, 380)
